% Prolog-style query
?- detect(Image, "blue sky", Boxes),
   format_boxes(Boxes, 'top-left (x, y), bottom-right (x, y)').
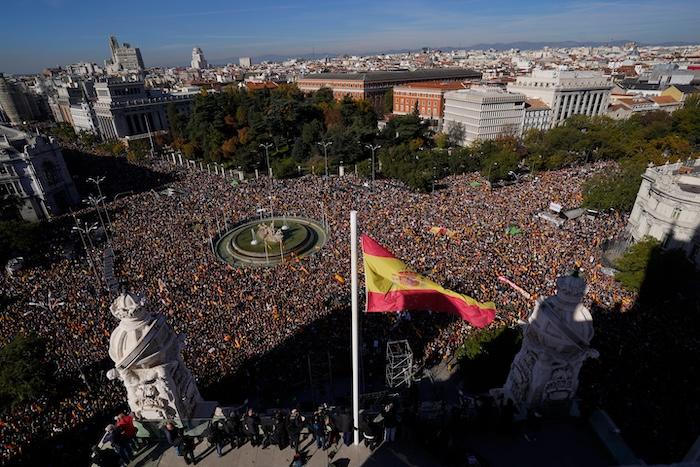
top-left (1, 0), bottom-right (699, 74)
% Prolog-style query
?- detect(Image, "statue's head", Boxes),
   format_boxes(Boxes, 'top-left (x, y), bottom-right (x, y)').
top-left (110, 290), bottom-right (148, 321)
top-left (554, 270), bottom-right (587, 306)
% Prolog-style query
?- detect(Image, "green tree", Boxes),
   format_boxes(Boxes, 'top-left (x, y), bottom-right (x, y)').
top-left (383, 88), bottom-right (393, 114)
top-left (0, 334), bottom-right (54, 409)
top-left (582, 159), bottom-right (645, 211)
top-left (0, 220), bottom-right (43, 263)
top-left (614, 237), bottom-right (661, 291)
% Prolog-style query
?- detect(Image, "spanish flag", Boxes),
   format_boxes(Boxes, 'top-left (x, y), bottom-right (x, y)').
top-left (361, 234), bottom-right (496, 328)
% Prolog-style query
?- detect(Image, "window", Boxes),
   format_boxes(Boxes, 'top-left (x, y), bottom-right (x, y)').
top-left (671, 207), bottom-right (681, 220)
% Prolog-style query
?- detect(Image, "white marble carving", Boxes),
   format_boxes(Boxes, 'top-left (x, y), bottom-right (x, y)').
top-left (106, 291), bottom-right (204, 420)
top-left (499, 272), bottom-right (598, 412)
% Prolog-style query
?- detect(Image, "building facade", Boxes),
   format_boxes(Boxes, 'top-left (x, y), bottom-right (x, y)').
top-left (239, 57), bottom-right (252, 67)
top-left (297, 69), bottom-right (481, 113)
top-left (507, 69), bottom-right (612, 128)
top-left (93, 79), bottom-right (193, 142)
top-left (0, 126), bottom-right (79, 222)
top-left (392, 81), bottom-right (467, 120)
top-left (627, 159), bottom-right (700, 267)
top-left (0, 74), bottom-right (41, 125)
top-left (107, 36), bottom-right (145, 73)
top-left (191, 47), bottom-right (207, 70)
top-left (522, 98), bottom-right (552, 133)
top-left (70, 101), bottom-right (98, 134)
top-left (443, 87), bottom-right (525, 145)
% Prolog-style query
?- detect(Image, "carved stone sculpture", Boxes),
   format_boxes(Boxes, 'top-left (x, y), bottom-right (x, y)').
top-left (497, 271), bottom-right (598, 413)
top-left (106, 290), bottom-right (208, 421)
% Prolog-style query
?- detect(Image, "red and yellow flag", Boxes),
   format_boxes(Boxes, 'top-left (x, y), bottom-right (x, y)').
top-left (361, 234), bottom-right (496, 328)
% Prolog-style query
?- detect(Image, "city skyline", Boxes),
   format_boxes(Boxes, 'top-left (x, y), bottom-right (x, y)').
top-left (2, 0), bottom-right (700, 74)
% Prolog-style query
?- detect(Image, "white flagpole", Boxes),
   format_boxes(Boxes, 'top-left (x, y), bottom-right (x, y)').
top-left (350, 210), bottom-right (360, 445)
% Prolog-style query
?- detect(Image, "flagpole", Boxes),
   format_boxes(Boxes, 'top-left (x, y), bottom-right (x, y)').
top-left (350, 210), bottom-right (360, 446)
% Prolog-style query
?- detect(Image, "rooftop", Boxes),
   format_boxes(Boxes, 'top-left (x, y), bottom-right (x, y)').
top-left (525, 98), bottom-right (551, 110)
top-left (299, 68), bottom-right (481, 83)
top-left (397, 80), bottom-right (470, 91)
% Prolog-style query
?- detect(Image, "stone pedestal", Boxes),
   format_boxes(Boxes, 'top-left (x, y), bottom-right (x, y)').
top-left (106, 291), bottom-right (214, 422)
top-left (494, 272), bottom-right (598, 414)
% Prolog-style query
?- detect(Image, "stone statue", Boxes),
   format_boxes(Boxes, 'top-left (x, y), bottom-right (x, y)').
top-left (106, 290), bottom-right (214, 422)
top-left (256, 221), bottom-right (284, 244)
top-left (495, 271), bottom-right (598, 414)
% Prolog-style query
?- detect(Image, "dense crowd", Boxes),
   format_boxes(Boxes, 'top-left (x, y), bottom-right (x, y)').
top-left (0, 156), bottom-right (632, 464)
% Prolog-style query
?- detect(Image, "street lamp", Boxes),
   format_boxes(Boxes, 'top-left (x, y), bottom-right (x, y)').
top-left (486, 162), bottom-right (498, 185)
top-left (26, 291), bottom-right (65, 316)
top-left (317, 141), bottom-right (333, 177)
top-left (259, 143), bottom-right (274, 178)
top-left (365, 144), bottom-right (381, 182)
top-left (26, 292), bottom-right (91, 390)
top-left (87, 176), bottom-right (112, 231)
top-left (432, 166), bottom-right (437, 193)
top-left (83, 195), bottom-right (111, 245)
top-left (71, 217), bottom-right (102, 291)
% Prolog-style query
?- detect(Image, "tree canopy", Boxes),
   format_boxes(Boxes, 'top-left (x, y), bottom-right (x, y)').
top-left (0, 334), bottom-right (54, 410)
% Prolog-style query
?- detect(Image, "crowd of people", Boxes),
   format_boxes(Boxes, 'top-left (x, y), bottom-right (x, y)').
top-left (0, 154), bottom-right (634, 464)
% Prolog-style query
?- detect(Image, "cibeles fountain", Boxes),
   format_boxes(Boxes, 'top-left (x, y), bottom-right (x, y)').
top-left (493, 271), bottom-right (599, 415)
top-left (106, 290), bottom-right (215, 422)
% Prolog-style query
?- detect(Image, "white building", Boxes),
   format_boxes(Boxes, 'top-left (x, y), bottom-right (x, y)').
top-left (443, 87), bottom-right (525, 145)
top-left (522, 98), bottom-right (552, 133)
top-left (507, 69), bottom-right (612, 128)
top-left (239, 57), bottom-right (252, 67)
top-left (191, 47), bottom-right (208, 70)
top-left (107, 36), bottom-right (144, 73)
top-left (627, 159), bottom-right (700, 267)
top-left (0, 126), bottom-right (79, 221)
top-left (69, 101), bottom-right (98, 134)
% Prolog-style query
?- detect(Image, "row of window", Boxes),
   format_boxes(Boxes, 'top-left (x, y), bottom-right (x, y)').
top-left (0, 181), bottom-right (23, 196)
top-left (0, 165), bottom-right (17, 176)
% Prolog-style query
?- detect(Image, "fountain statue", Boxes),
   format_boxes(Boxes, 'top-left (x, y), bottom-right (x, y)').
top-left (256, 221), bottom-right (284, 244)
top-left (494, 270), bottom-right (598, 414)
top-left (106, 290), bottom-right (215, 421)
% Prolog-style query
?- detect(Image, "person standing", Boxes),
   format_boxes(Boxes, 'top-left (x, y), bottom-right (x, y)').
top-left (243, 408), bottom-right (261, 447)
top-left (181, 435), bottom-right (196, 465)
top-left (337, 408), bottom-right (353, 446)
top-left (312, 408), bottom-right (326, 449)
top-left (382, 403), bottom-right (398, 443)
top-left (287, 409), bottom-right (305, 452)
top-left (103, 424), bottom-right (130, 465)
top-left (163, 422), bottom-right (183, 457)
top-left (115, 412), bottom-right (137, 451)
top-left (208, 419), bottom-right (226, 457)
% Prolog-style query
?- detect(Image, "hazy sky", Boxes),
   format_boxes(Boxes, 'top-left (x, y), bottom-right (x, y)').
top-left (1, 0), bottom-right (699, 74)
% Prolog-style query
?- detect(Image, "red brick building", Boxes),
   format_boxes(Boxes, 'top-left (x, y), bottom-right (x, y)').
top-left (392, 81), bottom-right (471, 120)
top-left (297, 69), bottom-right (481, 114)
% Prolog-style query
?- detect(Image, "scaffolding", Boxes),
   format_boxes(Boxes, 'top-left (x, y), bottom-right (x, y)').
top-left (385, 340), bottom-right (414, 388)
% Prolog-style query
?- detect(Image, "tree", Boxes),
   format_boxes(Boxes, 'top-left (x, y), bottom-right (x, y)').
top-left (383, 88), bottom-right (393, 114)
top-left (614, 237), bottom-right (660, 291)
top-left (0, 220), bottom-right (43, 263)
top-left (0, 334), bottom-right (54, 409)
top-left (582, 159), bottom-right (645, 211)
top-left (446, 121), bottom-right (466, 147)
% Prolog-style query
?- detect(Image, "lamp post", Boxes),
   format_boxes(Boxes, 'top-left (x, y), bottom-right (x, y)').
top-left (83, 195), bottom-right (111, 245)
top-left (71, 217), bottom-right (102, 291)
top-left (432, 166), bottom-right (437, 194)
top-left (87, 176), bottom-right (112, 231)
top-left (317, 141), bottom-right (333, 177)
top-left (365, 144), bottom-right (381, 182)
top-left (259, 143), bottom-right (274, 178)
top-left (486, 162), bottom-right (498, 182)
top-left (27, 292), bottom-right (91, 390)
